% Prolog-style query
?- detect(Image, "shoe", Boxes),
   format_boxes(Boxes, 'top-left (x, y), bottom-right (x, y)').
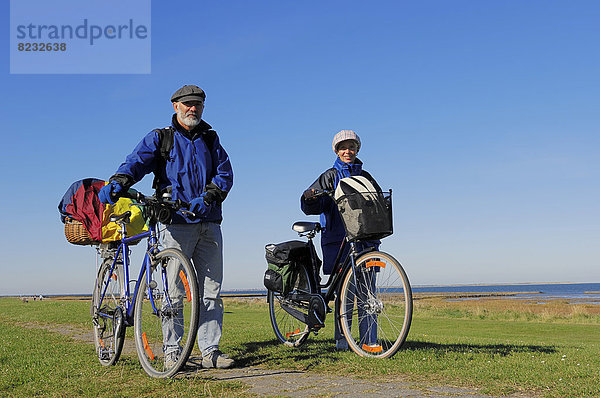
top-left (335, 338), bottom-right (349, 351)
top-left (164, 351), bottom-right (180, 369)
top-left (202, 350), bottom-right (234, 369)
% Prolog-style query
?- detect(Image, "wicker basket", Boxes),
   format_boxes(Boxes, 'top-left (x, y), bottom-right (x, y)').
top-left (64, 217), bottom-right (99, 245)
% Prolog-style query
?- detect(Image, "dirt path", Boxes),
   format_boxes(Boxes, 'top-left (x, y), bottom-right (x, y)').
top-left (31, 323), bottom-right (533, 397)
top-left (196, 367), bottom-right (506, 397)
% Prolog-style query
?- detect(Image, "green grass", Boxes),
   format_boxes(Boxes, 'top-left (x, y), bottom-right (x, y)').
top-left (2, 297), bottom-right (600, 397)
top-left (0, 319), bottom-right (246, 397)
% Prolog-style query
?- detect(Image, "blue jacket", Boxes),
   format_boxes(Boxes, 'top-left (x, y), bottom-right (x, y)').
top-left (113, 116), bottom-right (233, 224)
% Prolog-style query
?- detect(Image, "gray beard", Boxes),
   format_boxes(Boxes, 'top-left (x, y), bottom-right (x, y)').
top-left (179, 114), bottom-right (200, 129)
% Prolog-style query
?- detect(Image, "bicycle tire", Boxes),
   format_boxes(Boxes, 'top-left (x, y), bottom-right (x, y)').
top-left (268, 264), bottom-right (313, 347)
top-left (133, 248), bottom-right (199, 378)
top-left (338, 251), bottom-right (412, 358)
top-left (92, 257), bottom-right (126, 366)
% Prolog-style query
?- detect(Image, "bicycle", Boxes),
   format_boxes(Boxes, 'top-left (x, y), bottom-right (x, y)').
top-left (91, 191), bottom-right (200, 378)
top-left (266, 188), bottom-right (413, 358)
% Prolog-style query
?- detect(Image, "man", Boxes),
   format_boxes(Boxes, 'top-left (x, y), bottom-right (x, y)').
top-left (98, 84), bottom-right (234, 369)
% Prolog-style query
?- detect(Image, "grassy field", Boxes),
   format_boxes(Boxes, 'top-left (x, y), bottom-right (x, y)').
top-left (1, 295), bottom-right (599, 397)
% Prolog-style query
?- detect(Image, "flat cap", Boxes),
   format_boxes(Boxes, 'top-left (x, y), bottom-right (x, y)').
top-left (170, 85), bottom-right (206, 103)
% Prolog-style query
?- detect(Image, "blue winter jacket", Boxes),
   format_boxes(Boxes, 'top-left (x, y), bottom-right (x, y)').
top-left (112, 116), bottom-right (233, 224)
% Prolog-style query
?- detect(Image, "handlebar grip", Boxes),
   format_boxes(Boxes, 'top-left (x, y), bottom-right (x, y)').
top-left (174, 198), bottom-right (190, 210)
top-left (304, 189), bottom-right (332, 200)
top-left (119, 190), bottom-right (143, 202)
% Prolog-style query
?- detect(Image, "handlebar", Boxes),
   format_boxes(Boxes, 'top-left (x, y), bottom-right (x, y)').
top-left (303, 188), bottom-right (333, 201)
top-left (313, 189), bottom-right (332, 197)
top-left (119, 191), bottom-right (196, 219)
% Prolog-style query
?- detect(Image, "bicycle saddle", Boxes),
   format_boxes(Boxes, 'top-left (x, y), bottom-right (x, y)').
top-left (292, 221), bottom-right (321, 233)
top-left (109, 211), bottom-right (131, 224)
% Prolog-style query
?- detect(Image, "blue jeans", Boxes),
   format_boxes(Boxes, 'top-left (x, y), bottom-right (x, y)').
top-left (161, 222), bottom-right (224, 357)
top-left (325, 241), bottom-right (378, 345)
top-left (335, 267), bottom-right (378, 345)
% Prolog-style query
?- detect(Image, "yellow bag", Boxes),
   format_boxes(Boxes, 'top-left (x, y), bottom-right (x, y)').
top-left (101, 191), bottom-right (148, 243)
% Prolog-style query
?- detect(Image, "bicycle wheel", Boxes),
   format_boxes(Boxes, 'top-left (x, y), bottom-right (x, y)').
top-left (92, 256), bottom-right (126, 366)
top-left (268, 264), bottom-right (313, 347)
top-left (133, 248), bottom-right (199, 378)
top-left (338, 251), bottom-right (412, 358)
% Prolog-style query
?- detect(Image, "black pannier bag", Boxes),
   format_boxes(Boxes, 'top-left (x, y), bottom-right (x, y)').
top-left (264, 240), bottom-right (310, 294)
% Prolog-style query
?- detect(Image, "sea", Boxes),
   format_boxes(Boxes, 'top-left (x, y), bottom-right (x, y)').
top-left (222, 282), bottom-right (600, 303)
top-left (15, 282), bottom-right (600, 302)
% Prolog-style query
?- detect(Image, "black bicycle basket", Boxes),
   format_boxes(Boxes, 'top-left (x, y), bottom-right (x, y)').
top-left (335, 190), bottom-right (393, 241)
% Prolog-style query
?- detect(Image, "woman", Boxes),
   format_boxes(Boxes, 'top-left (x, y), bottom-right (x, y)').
top-left (300, 130), bottom-right (380, 350)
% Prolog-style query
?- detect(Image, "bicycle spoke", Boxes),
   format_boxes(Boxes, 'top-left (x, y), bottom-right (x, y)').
top-left (92, 257), bottom-right (125, 366)
top-left (268, 265), bottom-right (313, 347)
top-left (339, 251), bottom-right (412, 358)
top-left (134, 249), bottom-right (199, 378)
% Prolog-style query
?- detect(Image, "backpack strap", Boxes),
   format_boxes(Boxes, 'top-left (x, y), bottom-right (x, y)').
top-left (152, 127), bottom-right (175, 190)
top-left (202, 129), bottom-right (217, 150)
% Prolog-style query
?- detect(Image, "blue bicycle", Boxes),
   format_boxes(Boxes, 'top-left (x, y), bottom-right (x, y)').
top-left (91, 191), bottom-right (199, 378)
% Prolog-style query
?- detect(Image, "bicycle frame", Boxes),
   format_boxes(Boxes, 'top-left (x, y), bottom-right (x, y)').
top-left (305, 235), bottom-right (376, 306)
top-left (96, 220), bottom-right (163, 327)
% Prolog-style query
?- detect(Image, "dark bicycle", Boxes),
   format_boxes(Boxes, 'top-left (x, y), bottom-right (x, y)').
top-left (265, 188), bottom-right (412, 358)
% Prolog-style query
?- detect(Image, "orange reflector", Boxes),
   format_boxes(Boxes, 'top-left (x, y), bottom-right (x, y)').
top-left (111, 273), bottom-right (118, 280)
top-left (362, 344), bottom-right (383, 353)
top-left (99, 338), bottom-right (105, 348)
top-left (286, 328), bottom-right (301, 338)
top-left (142, 332), bottom-right (155, 360)
top-left (365, 260), bottom-right (385, 268)
top-left (179, 270), bottom-right (192, 302)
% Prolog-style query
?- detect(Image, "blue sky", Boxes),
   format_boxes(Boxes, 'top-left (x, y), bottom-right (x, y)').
top-left (1, 0), bottom-right (598, 295)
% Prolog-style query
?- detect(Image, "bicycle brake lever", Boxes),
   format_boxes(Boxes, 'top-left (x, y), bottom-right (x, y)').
top-left (180, 209), bottom-right (196, 218)
top-left (314, 189), bottom-right (332, 197)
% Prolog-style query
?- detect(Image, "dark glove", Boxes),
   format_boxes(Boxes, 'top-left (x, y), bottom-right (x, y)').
top-left (98, 181), bottom-right (123, 204)
top-left (303, 189), bottom-right (317, 201)
top-left (189, 193), bottom-right (210, 217)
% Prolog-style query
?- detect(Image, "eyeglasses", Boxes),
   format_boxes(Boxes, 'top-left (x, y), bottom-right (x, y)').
top-left (180, 101), bottom-right (204, 108)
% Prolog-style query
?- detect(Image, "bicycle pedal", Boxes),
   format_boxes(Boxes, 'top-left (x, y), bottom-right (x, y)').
top-left (98, 348), bottom-right (110, 360)
top-left (309, 323), bottom-right (324, 331)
